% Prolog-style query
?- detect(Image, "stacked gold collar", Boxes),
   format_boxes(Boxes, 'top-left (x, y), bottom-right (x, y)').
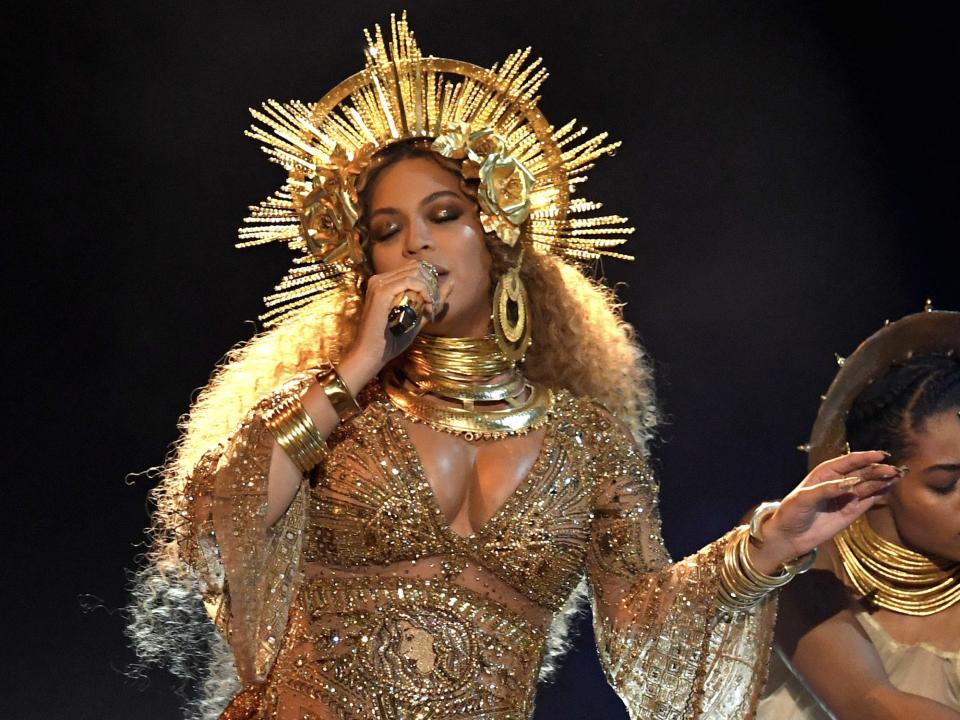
top-left (385, 334), bottom-right (552, 442)
top-left (834, 516), bottom-right (960, 616)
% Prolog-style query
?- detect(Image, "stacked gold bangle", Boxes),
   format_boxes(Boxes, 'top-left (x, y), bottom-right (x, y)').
top-left (263, 393), bottom-right (328, 474)
top-left (264, 367), bottom-right (362, 474)
top-left (719, 501), bottom-right (817, 611)
top-left (719, 526), bottom-right (793, 610)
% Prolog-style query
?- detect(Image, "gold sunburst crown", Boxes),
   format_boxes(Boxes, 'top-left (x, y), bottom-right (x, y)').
top-left (238, 11), bottom-right (634, 326)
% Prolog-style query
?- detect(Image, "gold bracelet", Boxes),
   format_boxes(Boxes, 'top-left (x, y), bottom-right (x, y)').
top-left (719, 527), bottom-right (752, 608)
top-left (719, 526), bottom-right (792, 611)
top-left (265, 396), bottom-right (312, 471)
top-left (719, 501), bottom-right (820, 611)
top-left (738, 529), bottom-right (793, 588)
top-left (783, 546), bottom-right (818, 575)
top-left (719, 527), bottom-right (771, 610)
top-left (264, 393), bottom-right (328, 473)
top-left (749, 500), bottom-right (781, 544)
top-left (317, 367), bottom-right (361, 423)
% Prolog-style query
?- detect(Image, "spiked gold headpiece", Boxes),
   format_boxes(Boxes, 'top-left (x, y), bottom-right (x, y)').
top-left (238, 12), bottom-right (634, 326)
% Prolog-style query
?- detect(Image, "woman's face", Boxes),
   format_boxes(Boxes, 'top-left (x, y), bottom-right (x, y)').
top-left (889, 409), bottom-right (960, 561)
top-left (367, 156), bottom-right (493, 337)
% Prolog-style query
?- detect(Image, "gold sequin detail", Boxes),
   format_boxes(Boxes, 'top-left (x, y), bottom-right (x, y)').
top-left (259, 576), bottom-right (544, 719)
top-left (183, 382), bottom-right (777, 720)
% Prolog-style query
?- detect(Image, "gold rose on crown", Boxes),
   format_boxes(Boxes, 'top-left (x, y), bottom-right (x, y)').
top-left (431, 123), bottom-right (535, 247)
top-left (292, 144), bottom-right (374, 266)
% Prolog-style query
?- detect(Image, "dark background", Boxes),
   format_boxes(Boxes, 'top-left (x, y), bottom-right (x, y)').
top-left (5, 1), bottom-right (959, 718)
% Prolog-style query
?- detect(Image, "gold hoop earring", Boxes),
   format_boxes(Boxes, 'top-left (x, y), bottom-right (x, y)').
top-left (492, 266), bottom-right (532, 362)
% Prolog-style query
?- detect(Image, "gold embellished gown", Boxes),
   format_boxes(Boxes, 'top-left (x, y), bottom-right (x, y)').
top-left (180, 376), bottom-right (777, 719)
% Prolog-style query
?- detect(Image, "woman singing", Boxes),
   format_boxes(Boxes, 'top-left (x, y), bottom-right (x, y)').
top-left (130, 14), bottom-right (902, 719)
top-left (759, 310), bottom-right (960, 719)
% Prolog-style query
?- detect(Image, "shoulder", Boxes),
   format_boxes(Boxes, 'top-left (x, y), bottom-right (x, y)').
top-left (552, 389), bottom-right (642, 449)
top-left (815, 536), bottom-right (847, 577)
top-left (550, 390), bottom-right (653, 484)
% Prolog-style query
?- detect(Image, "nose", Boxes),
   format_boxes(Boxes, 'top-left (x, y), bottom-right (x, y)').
top-left (401, 218), bottom-right (435, 258)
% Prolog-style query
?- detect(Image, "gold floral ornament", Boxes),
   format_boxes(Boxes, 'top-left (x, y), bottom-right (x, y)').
top-left (238, 11), bottom-right (635, 327)
top-left (477, 152), bottom-right (535, 246)
top-left (429, 122), bottom-right (472, 163)
top-left (432, 124), bottom-right (534, 246)
top-left (295, 144), bottom-right (372, 262)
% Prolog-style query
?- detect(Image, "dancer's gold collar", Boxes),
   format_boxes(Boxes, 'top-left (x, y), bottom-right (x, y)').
top-left (834, 515), bottom-right (960, 616)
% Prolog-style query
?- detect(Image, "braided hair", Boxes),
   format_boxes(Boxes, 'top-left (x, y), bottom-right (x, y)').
top-left (846, 353), bottom-right (960, 463)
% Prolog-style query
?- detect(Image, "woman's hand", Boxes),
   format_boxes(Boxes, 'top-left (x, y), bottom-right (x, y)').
top-left (749, 451), bottom-right (902, 575)
top-left (336, 261), bottom-right (454, 393)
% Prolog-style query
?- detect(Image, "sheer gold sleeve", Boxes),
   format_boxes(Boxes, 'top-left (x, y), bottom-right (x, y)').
top-left (178, 374), bottom-right (314, 685)
top-left (585, 413), bottom-right (778, 719)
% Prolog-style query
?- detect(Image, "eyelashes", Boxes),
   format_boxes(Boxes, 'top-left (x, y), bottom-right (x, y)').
top-left (371, 224), bottom-right (400, 242)
top-left (371, 207), bottom-right (463, 241)
top-left (429, 204), bottom-right (463, 223)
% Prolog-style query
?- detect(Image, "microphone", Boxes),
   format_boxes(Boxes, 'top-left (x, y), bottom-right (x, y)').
top-left (387, 262), bottom-right (440, 336)
top-left (387, 292), bottom-right (425, 336)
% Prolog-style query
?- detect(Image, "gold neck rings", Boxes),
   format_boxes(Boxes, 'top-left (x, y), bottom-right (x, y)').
top-left (834, 516), bottom-right (960, 616)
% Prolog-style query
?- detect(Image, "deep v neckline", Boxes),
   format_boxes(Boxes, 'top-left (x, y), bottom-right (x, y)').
top-left (388, 402), bottom-right (556, 542)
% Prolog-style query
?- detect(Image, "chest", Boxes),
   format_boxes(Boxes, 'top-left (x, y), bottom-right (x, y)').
top-left (872, 605), bottom-right (960, 652)
top-left (303, 401), bottom-right (599, 609)
top-left (404, 420), bottom-right (545, 537)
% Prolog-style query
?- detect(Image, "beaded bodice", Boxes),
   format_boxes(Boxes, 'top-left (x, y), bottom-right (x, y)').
top-left (305, 391), bottom-right (596, 611)
top-left (183, 377), bottom-right (777, 720)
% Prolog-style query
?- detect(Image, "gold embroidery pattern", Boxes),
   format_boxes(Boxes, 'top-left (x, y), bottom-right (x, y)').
top-left (189, 384), bottom-right (777, 719)
top-left (268, 577), bottom-right (543, 719)
top-left (306, 390), bottom-right (598, 611)
top-left (582, 413), bottom-right (778, 720)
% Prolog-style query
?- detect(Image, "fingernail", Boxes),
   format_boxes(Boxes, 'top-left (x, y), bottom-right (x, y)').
top-left (881, 450), bottom-right (892, 458)
top-left (866, 462), bottom-right (904, 478)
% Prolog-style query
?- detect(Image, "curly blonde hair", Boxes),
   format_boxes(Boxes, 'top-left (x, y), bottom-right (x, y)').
top-left (129, 143), bottom-right (658, 716)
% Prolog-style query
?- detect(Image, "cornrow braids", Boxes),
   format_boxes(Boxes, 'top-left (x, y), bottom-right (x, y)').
top-left (846, 353), bottom-right (960, 463)
top-left (908, 358), bottom-right (960, 430)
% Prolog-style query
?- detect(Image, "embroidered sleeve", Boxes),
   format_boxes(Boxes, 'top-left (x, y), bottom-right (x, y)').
top-left (178, 374), bottom-right (314, 685)
top-left (584, 409), bottom-right (777, 719)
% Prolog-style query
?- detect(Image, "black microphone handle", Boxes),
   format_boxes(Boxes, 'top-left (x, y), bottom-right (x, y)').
top-left (387, 292), bottom-right (425, 336)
